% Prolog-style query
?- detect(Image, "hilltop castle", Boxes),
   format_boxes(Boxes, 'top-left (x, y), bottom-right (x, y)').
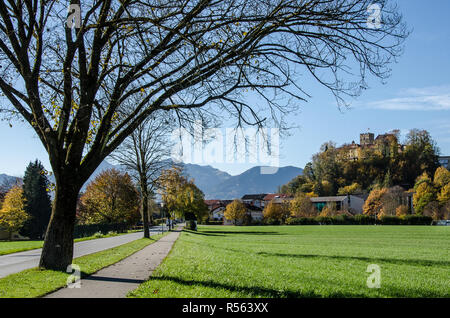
top-left (337, 132), bottom-right (405, 161)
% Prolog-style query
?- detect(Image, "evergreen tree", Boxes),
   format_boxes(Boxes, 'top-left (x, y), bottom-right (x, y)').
top-left (21, 160), bottom-right (52, 239)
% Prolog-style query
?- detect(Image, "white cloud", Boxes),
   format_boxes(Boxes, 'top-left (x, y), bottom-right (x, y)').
top-left (365, 85), bottom-right (450, 111)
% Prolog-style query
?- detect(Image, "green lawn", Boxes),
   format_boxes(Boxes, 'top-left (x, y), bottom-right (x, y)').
top-left (129, 225), bottom-right (450, 298)
top-left (0, 232), bottom-right (167, 298)
top-left (0, 230), bottom-right (143, 256)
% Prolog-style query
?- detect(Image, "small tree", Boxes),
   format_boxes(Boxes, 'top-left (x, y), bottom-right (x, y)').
top-left (289, 192), bottom-right (316, 218)
top-left (413, 173), bottom-right (437, 214)
top-left (78, 169), bottom-right (140, 225)
top-left (263, 200), bottom-right (290, 224)
top-left (363, 188), bottom-right (388, 217)
top-left (111, 114), bottom-right (174, 238)
top-left (0, 186), bottom-right (29, 240)
top-left (224, 200), bottom-right (247, 225)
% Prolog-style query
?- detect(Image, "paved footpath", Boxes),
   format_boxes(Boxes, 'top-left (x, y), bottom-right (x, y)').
top-left (44, 227), bottom-right (183, 298)
top-left (0, 226), bottom-right (169, 278)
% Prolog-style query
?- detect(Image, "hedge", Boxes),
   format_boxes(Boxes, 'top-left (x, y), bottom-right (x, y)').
top-left (284, 215), bottom-right (433, 226)
top-left (73, 222), bottom-right (130, 238)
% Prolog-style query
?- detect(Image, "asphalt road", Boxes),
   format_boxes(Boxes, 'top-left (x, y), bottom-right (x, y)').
top-left (0, 226), bottom-right (170, 278)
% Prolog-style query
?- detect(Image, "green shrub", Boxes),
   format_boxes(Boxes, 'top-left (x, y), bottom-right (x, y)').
top-left (401, 215), bottom-right (433, 225)
top-left (332, 215), bottom-right (356, 225)
top-left (354, 214), bottom-right (375, 225)
top-left (379, 216), bottom-right (402, 225)
top-left (286, 217), bottom-right (318, 225)
top-left (93, 231), bottom-right (103, 238)
top-left (73, 222), bottom-right (129, 238)
top-left (263, 218), bottom-right (281, 225)
top-left (315, 216), bottom-right (333, 225)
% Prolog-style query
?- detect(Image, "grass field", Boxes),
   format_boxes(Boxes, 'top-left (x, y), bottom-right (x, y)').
top-left (0, 230), bottom-right (143, 256)
top-left (0, 233), bottom-right (168, 298)
top-left (129, 225), bottom-right (450, 298)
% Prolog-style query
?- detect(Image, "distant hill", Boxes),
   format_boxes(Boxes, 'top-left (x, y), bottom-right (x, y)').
top-left (203, 166), bottom-right (303, 199)
top-left (182, 163), bottom-right (232, 193)
top-left (0, 174), bottom-right (22, 190)
top-left (1, 162), bottom-right (302, 200)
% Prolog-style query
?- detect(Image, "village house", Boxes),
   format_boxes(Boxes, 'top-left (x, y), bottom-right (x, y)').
top-left (262, 194), bottom-right (293, 207)
top-left (241, 194), bottom-right (267, 208)
top-left (310, 195), bottom-right (366, 214)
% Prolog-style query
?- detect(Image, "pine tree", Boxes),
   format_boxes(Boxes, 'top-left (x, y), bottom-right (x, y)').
top-left (21, 160), bottom-right (52, 239)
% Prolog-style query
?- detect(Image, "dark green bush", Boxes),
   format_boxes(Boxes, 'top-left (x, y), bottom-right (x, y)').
top-left (286, 217), bottom-right (318, 225)
top-left (379, 216), bottom-right (402, 225)
top-left (315, 216), bottom-right (333, 225)
top-left (263, 217), bottom-right (281, 225)
top-left (401, 215), bottom-right (433, 225)
top-left (73, 222), bottom-right (130, 238)
top-left (354, 214), bottom-right (375, 225)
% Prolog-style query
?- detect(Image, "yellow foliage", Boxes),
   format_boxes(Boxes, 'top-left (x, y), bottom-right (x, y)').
top-left (363, 188), bottom-right (388, 216)
top-left (0, 186), bottom-right (29, 239)
top-left (224, 200), bottom-right (246, 225)
top-left (263, 200), bottom-right (290, 222)
top-left (395, 205), bottom-right (409, 218)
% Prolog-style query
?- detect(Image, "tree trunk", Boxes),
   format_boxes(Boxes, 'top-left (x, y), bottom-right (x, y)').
top-left (140, 178), bottom-right (150, 239)
top-left (39, 179), bottom-right (80, 271)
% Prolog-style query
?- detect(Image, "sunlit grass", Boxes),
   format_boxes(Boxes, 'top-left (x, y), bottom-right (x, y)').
top-left (129, 226), bottom-right (450, 298)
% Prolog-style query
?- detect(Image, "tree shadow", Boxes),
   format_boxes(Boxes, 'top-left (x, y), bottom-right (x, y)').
top-left (182, 230), bottom-right (224, 236)
top-left (200, 230), bottom-right (282, 235)
top-left (256, 252), bottom-right (450, 268)
top-left (148, 275), bottom-right (368, 298)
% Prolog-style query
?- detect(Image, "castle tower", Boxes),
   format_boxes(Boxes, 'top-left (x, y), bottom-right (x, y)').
top-left (360, 133), bottom-right (374, 146)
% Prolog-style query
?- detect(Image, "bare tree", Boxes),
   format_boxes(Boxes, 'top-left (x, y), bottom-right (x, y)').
top-left (110, 111), bottom-right (174, 238)
top-left (0, 0), bottom-right (408, 270)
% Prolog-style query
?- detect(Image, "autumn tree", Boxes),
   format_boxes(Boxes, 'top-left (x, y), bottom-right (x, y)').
top-left (263, 200), bottom-right (290, 224)
top-left (111, 113), bottom-right (174, 238)
top-left (413, 173), bottom-right (437, 215)
top-left (157, 166), bottom-right (207, 222)
top-left (224, 200), bottom-right (247, 225)
top-left (0, 185), bottom-right (29, 240)
top-left (289, 192), bottom-right (316, 218)
top-left (21, 160), bottom-right (52, 239)
top-left (78, 169), bottom-right (140, 225)
top-left (176, 182), bottom-right (209, 223)
top-left (0, 0), bottom-right (408, 270)
top-left (338, 183), bottom-right (362, 195)
top-left (363, 188), bottom-right (388, 217)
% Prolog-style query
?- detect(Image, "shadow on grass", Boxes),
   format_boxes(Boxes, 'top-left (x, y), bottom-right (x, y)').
top-left (200, 230), bottom-right (282, 235)
top-left (148, 275), bottom-right (368, 298)
top-left (182, 230), bottom-right (224, 236)
top-left (256, 252), bottom-right (450, 268)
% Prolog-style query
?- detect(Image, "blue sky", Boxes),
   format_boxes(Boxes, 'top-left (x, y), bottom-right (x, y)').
top-left (1, 0), bottom-right (450, 177)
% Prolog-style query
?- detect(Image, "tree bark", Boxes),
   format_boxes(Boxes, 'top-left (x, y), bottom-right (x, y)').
top-left (39, 177), bottom-right (80, 271)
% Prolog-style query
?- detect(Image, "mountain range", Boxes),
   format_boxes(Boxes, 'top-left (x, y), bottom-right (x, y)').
top-left (1, 162), bottom-right (302, 200)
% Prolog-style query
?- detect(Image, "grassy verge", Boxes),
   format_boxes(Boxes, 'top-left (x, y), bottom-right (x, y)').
top-left (0, 230), bottom-right (143, 256)
top-left (0, 232), bottom-right (168, 298)
top-left (129, 225), bottom-right (450, 298)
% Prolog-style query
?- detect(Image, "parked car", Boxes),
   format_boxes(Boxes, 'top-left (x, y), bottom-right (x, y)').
top-left (436, 220), bottom-right (450, 226)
